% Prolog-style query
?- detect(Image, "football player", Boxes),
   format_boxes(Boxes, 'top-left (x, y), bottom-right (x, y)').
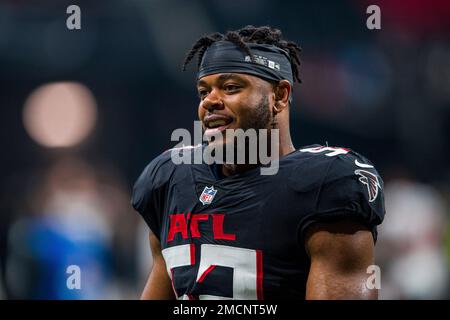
top-left (132, 26), bottom-right (385, 300)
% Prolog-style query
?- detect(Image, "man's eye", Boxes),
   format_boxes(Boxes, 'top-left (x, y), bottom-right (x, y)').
top-left (225, 85), bottom-right (239, 90)
top-left (198, 90), bottom-right (208, 99)
top-left (224, 84), bottom-right (240, 92)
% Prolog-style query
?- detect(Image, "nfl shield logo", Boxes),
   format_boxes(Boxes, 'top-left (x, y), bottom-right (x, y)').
top-left (199, 186), bottom-right (217, 205)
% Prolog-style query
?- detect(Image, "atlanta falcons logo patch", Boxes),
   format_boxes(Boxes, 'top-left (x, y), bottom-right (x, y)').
top-left (354, 169), bottom-right (381, 202)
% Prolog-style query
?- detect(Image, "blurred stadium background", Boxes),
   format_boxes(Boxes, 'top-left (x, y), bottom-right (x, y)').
top-left (1, 0), bottom-right (450, 299)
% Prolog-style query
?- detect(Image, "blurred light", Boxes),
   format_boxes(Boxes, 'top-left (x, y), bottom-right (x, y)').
top-left (23, 82), bottom-right (97, 148)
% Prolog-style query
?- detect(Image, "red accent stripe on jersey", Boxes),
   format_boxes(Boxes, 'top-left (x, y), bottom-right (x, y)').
top-left (256, 250), bottom-right (264, 300)
top-left (190, 243), bottom-right (196, 265)
top-left (197, 265), bottom-right (216, 283)
top-left (187, 294), bottom-right (196, 300)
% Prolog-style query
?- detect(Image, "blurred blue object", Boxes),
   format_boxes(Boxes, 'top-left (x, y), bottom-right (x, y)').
top-left (9, 215), bottom-right (111, 299)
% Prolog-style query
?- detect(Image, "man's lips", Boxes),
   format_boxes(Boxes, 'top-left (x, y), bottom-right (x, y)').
top-left (204, 124), bottom-right (232, 137)
top-left (203, 114), bottom-right (234, 137)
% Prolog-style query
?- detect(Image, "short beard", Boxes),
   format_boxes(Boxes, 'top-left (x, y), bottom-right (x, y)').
top-left (224, 95), bottom-right (275, 166)
top-left (239, 95), bottom-right (272, 131)
top-left (205, 95), bottom-right (276, 171)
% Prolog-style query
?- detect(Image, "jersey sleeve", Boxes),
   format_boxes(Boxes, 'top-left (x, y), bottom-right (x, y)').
top-left (131, 152), bottom-right (173, 240)
top-left (292, 148), bottom-right (386, 244)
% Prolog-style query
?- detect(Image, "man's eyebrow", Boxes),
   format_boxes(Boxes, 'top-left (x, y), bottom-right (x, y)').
top-left (197, 79), bottom-right (208, 87)
top-left (197, 73), bottom-right (247, 87)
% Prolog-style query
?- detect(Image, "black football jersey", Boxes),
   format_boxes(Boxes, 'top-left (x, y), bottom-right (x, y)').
top-left (131, 144), bottom-right (385, 300)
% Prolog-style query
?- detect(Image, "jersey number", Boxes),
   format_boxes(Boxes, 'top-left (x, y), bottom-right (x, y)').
top-left (299, 146), bottom-right (349, 157)
top-left (162, 244), bottom-right (263, 300)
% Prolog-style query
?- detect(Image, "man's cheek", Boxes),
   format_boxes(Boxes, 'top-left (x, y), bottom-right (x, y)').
top-left (198, 106), bottom-right (204, 120)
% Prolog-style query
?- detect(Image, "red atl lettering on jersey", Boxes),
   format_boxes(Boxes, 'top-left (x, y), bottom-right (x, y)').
top-left (167, 213), bottom-right (236, 242)
top-left (212, 214), bottom-right (236, 240)
top-left (167, 213), bottom-right (188, 241)
top-left (190, 214), bottom-right (209, 238)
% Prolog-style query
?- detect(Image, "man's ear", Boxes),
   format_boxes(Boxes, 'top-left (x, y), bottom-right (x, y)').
top-left (274, 80), bottom-right (291, 113)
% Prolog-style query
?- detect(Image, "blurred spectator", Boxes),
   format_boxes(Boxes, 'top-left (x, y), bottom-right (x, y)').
top-left (5, 157), bottom-right (138, 299)
top-left (376, 178), bottom-right (449, 299)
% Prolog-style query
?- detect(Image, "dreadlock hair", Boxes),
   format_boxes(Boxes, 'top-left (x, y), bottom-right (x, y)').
top-left (182, 25), bottom-right (302, 83)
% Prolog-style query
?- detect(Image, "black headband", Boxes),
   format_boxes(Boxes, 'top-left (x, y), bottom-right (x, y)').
top-left (197, 40), bottom-right (294, 87)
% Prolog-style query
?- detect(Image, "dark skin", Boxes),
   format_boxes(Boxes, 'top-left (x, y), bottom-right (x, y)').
top-left (197, 73), bottom-right (294, 176)
top-left (141, 73), bottom-right (377, 300)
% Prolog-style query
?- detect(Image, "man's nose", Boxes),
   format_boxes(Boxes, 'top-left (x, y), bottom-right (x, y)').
top-left (201, 89), bottom-right (224, 111)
